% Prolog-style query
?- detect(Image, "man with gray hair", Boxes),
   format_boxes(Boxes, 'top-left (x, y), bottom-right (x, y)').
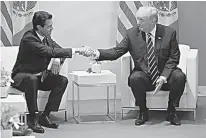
top-left (81, 6), bottom-right (186, 126)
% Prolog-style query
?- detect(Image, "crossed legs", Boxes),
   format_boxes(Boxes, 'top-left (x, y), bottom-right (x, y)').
top-left (12, 73), bottom-right (68, 133)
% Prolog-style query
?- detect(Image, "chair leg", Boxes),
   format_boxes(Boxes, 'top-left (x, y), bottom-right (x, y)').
top-left (121, 108), bottom-right (124, 119)
top-left (65, 111), bottom-right (67, 122)
top-left (193, 109), bottom-right (196, 121)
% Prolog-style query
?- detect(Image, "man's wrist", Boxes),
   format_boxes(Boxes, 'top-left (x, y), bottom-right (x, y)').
top-left (72, 48), bottom-right (80, 54)
top-left (160, 76), bottom-right (167, 83)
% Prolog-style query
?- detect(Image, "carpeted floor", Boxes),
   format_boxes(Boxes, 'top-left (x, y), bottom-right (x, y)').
top-left (31, 96), bottom-right (206, 138)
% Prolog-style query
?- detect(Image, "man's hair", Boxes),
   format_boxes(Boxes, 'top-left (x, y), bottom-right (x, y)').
top-left (136, 6), bottom-right (158, 23)
top-left (32, 11), bottom-right (52, 30)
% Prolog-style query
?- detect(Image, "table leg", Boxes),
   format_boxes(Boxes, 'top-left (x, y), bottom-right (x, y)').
top-left (20, 114), bottom-right (23, 123)
top-left (24, 113), bottom-right (27, 128)
top-left (121, 108), bottom-right (124, 119)
top-left (72, 81), bottom-right (75, 117)
top-left (65, 110), bottom-right (67, 121)
top-left (77, 86), bottom-right (80, 123)
top-left (107, 86), bottom-right (109, 115)
top-left (114, 85), bottom-right (116, 121)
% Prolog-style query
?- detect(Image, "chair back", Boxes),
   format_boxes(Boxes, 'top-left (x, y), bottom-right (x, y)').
top-left (0, 46), bottom-right (19, 72)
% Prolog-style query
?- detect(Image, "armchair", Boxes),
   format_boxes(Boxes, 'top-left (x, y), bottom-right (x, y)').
top-left (120, 44), bottom-right (198, 120)
top-left (0, 46), bottom-right (68, 121)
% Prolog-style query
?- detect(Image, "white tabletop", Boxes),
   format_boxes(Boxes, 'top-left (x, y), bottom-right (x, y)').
top-left (0, 94), bottom-right (27, 113)
top-left (70, 70), bottom-right (116, 85)
top-left (13, 136), bottom-right (35, 138)
top-left (72, 70), bottom-right (112, 76)
top-left (0, 94), bottom-right (25, 103)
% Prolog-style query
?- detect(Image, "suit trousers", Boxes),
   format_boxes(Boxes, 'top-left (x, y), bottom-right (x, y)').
top-left (128, 69), bottom-right (186, 111)
top-left (12, 72), bottom-right (68, 115)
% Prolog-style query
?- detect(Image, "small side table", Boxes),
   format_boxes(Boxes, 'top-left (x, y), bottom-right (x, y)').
top-left (0, 94), bottom-right (27, 126)
top-left (70, 70), bottom-right (116, 123)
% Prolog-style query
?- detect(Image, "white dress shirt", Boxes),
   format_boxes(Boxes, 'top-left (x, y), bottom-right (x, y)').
top-left (36, 31), bottom-right (44, 41)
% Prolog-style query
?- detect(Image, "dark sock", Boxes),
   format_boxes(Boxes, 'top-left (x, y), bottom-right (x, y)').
top-left (140, 107), bottom-right (148, 113)
top-left (167, 104), bottom-right (175, 113)
top-left (42, 110), bottom-right (51, 117)
top-left (29, 112), bottom-right (36, 118)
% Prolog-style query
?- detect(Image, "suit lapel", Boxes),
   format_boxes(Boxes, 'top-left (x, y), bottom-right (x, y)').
top-left (137, 31), bottom-right (147, 62)
top-left (141, 31), bottom-right (146, 42)
top-left (155, 24), bottom-right (164, 50)
top-left (33, 30), bottom-right (42, 43)
top-left (33, 30), bottom-right (50, 46)
top-left (138, 31), bottom-right (147, 50)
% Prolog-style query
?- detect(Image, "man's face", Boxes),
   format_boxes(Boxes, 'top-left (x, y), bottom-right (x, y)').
top-left (38, 19), bottom-right (53, 37)
top-left (136, 16), bottom-right (153, 33)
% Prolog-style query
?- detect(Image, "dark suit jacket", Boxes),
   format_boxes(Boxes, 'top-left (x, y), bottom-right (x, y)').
top-left (12, 29), bottom-right (72, 86)
top-left (98, 24), bottom-right (180, 79)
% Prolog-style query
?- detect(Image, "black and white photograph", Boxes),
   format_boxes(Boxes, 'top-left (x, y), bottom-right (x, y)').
top-left (1, 1), bottom-right (206, 138)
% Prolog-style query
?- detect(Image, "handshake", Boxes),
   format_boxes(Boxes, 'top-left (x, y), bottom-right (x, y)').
top-left (47, 46), bottom-right (99, 76)
top-left (74, 46), bottom-right (98, 58)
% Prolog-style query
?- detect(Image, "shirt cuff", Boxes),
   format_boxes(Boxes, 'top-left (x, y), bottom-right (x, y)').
top-left (93, 50), bottom-right (100, 59)
top-left (160, 76), bottom-right (167, 83)
top-left (72, 48), bottom-right (76, 55)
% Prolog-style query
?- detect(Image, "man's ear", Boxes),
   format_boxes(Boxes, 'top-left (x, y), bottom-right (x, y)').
top-left (36, 25), bottom-right (42, 30)
top-left (151, 18), bottom-right (157, 25)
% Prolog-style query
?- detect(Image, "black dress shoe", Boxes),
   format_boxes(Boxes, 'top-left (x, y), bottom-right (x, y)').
top-left (135, 111), bottom-right (149, 126)
top-left (166, 112), bottom-right (181, 126)
top-left (27, 115), bottom-right (44, 133)
top-left (39, 115), bottom-right (59, 129)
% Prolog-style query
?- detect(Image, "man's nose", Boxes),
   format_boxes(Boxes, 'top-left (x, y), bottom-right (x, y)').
top-left (137, 23), bottom-right (141, 26)
top-left (136, 20), bottom-right (141, 25)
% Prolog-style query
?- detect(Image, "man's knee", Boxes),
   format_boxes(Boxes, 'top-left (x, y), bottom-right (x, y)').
top-left (173, 71), bottom-right (186, 83)
top-left (129, 72), bottom-right (144, 86)
top-left (25, 74), bottom-right (38, 84)
top-left (20, 74), bottom-right (39, 94)
top-left (59, 75), bottom-right (68, 86)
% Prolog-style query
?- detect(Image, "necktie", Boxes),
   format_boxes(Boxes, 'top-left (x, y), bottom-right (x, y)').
top-left (147, 33), bottom-right (159, 85)
top-left (41, 37), bottom-right (48, 82)
top-left (42, 37), bottom-right (47, 45)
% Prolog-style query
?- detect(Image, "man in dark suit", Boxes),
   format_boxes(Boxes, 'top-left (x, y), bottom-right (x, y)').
top-left (11, 11), bottom-right (83, 133)
top-left (81, 6), bottom-right (186, 126)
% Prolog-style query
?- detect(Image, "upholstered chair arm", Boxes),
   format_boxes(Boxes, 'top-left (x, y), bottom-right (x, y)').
top-left (186, 49), bottom-right (198, 108)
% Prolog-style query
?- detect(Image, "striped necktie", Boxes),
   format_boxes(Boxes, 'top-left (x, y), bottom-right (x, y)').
top-left (147, 33), bottom-right (159, 85)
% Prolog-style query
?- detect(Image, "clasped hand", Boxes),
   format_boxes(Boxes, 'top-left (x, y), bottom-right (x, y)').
top-left (50, 58), bottom-right (61, 75)
top-left (75, 46), bottom-right (97, 57)
top-left (50, 46), bottom-right (96, 75)
top-left (153, 77), bottom-right (165, 95)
